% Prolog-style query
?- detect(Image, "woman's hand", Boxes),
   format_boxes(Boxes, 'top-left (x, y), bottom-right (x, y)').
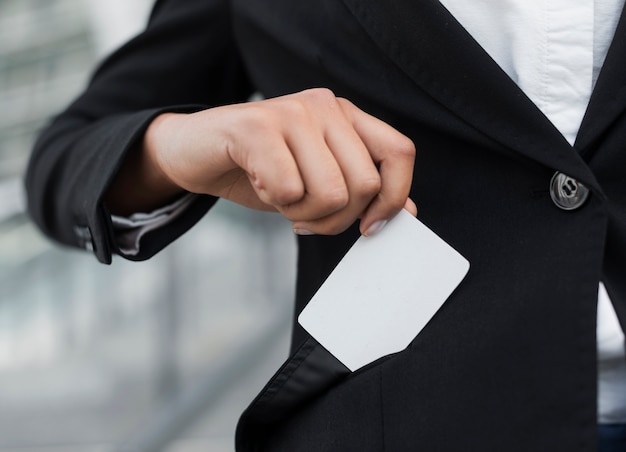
top-left (107, 88), bottom-right (416, 236)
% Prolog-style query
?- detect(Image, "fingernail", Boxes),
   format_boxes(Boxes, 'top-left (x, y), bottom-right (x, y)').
top-left (293, 228), bottom-right (315, 236)
top-left (363, 220), bottom-right (387, 237)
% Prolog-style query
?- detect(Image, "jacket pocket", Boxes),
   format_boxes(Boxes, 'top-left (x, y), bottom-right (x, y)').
top-left (235, 337), bottom-right (349, 451)
top-left (236, 336), bottom-right (399, 451)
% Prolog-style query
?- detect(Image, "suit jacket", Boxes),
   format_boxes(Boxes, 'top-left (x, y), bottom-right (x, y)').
top-left (26, 0), bottom-right (626, 450)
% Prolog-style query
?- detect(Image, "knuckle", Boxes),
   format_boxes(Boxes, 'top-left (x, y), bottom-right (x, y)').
top-left (335, 96), bottom-right (355, 111)
top-left (391, 135), bottom-right (416, 159)
top-left (359, 173), bottom-right (382, 198)
top-left (282, 97), bottom-right (309, 120)
top-left (301, 87), bottom-right (338, 109)
top-left (304, 87), bottom-right (336, 101)
top-left (272, 181), bottom-right (305, 206)
top-left (321, 186), bottom-right (350, 211)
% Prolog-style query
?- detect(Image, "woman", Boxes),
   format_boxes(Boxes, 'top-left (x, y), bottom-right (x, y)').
top-left (27, 0), bottom-right (626, 449)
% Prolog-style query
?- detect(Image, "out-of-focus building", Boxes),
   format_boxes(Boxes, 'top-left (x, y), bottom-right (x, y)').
top-left (2, 0), bottom-right (81, 174)
top-left (0, 0), bottom-right (153, 184)
top-left (0, 1), bottom-right (295, 451)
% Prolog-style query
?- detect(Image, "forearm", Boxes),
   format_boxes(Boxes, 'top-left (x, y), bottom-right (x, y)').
top-left (25, 0), bottom-right (252, 263)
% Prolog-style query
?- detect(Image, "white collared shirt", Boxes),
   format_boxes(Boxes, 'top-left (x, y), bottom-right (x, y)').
top-left (439, 0), bottom-right (626, 423)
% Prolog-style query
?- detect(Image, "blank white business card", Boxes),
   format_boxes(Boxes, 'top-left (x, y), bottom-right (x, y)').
top-left (298, 210), bottom-right (470, 371)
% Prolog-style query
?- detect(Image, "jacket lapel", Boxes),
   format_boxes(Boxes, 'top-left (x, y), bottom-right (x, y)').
top-left (340, 0), bottom-right (598, 186)
top-left (576, 4), bottom-right (626, 153)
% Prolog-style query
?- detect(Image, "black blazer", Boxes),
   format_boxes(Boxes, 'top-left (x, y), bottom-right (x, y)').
top-left (26, 0), bottom-right (626, 450)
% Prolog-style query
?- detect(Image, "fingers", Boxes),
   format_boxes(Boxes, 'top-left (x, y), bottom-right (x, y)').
top-left (403, 197), bottom-right (418, 217)
top-left (227, 93), bottom-right (350, 218)
top-left (265, 89), bottom-right (415, 236)
top-left (278, 109), bottom-right (349, 219)
top-left (337, 98), bottom-right (416, 235)
top-left (237, 136), bottom-right (306, 208)
top-left (288, 112), bottom-right (382, 234)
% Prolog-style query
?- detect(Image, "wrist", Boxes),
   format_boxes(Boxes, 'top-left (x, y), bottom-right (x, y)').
top-left (142, 112), bottom-right (184, 195)
top-left (104, 113), bottom-right (185, 216)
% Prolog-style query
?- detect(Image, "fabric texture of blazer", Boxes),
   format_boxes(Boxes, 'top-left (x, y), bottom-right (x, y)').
top-left (26, 0), bottom-right (626, 450)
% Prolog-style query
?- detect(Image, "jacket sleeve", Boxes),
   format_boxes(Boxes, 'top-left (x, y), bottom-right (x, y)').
top-left (25, 0), bottom-right (254, 264)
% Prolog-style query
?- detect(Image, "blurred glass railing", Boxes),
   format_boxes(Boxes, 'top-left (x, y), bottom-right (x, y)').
top-left (0, 195), bottom-right (295, 452)
top-left (0, 2), bottom-right (298, 450)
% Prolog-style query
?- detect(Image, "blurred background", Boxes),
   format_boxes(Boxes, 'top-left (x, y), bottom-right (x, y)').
top-left (0, 1), bottom-right (296, 451)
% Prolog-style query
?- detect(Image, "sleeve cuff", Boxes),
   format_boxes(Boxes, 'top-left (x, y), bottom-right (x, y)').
top-left (111, 193), bottom-right (198, 256)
